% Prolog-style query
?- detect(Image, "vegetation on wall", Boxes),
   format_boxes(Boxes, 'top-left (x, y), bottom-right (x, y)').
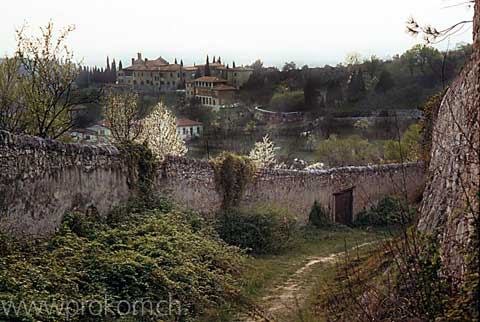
top-left (210, 152), bottom-right (256, 209)
top-left (120, 142), bottom-right (158, 197)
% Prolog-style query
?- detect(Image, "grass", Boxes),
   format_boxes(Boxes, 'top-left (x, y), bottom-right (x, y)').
top-left (241, 225), bottom-right (398, 320)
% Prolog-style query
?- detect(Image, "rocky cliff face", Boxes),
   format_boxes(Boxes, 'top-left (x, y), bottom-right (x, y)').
top-left (418, 1), bottom-right (479, 277)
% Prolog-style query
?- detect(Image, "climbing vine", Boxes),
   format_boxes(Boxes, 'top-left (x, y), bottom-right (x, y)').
top-left (119, 142), bottom-right (158, 197)
top-left (210, 152), bottom-right (256, 210)
top-left (419, 90), bottom-right (445, 167)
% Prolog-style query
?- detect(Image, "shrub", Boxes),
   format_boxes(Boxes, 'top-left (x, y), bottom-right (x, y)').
top-left (216, 205), bottom-right (298, 255)
top-left (315, 135), bottom-right (382, 167)
top-left (0, 202), bottom-right (245, 322)
top-left (355, 196), bottom-right (415, 226)
top-left (308, 201), bottom-right (331, 228)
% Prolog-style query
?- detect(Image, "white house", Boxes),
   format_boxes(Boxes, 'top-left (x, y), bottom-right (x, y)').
top-left (70, 123), bottom-right (111, 144)
top-left (176, 118), bottom-right (203, 140)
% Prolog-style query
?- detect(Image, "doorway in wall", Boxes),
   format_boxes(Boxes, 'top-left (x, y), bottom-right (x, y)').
top-left (334, 188), bottom-right (354, 225)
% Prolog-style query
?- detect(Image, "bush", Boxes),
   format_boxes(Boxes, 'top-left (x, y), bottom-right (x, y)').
top-left (216, 205), bottom-right (298, 255)
top-left (355, 196), bottom-right (415, 226)
top-left (316, 135), bottom-right (382, 167)
top-left (308, 201), bottom-right (331, 228)
top-left (0, 201), bottom-right (245, 322)
top-left (269, 90), bottom-right (304, 112)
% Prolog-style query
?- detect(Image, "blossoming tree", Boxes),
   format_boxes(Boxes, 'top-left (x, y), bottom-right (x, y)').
top-left (249, 135), bottom-right (277, 169)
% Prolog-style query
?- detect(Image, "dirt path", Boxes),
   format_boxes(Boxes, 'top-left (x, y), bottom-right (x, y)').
top-left (240, 242), bottom-right (375, 322)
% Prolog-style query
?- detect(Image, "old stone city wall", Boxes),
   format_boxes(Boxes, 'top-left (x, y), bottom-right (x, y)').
top-left (1, 130), bottom-right (425, 238)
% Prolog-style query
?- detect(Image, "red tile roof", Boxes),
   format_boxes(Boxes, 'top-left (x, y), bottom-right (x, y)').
top-left (213, 84), bottom-right (237, 91)
top-left (193, 76), bottom-right (227, 83)
top-left (176, 118), bottom-right (203, 127)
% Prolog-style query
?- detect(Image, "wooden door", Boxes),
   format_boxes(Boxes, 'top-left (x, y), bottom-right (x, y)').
top-left (334, 188), bottom-right (353, 225)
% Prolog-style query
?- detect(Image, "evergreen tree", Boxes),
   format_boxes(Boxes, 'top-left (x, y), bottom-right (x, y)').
top-left (194, 67), bottom-right (202, 79)
top-left (212, 56), bottom-right (216, 63)
top-left (326, 79), bottom-right (343, 107)
top-left (304, 78), bottom-right (318, 108)
top-left (106, 56), bottom-right (110, 71)
top-left (204, 55), bottom-right (211, 76)
top-left (346, 70), bottom-right (366, 102)
top-left (375, 70), bottom-right (395, 94)
top-left (118, 60), bottom-right (123, 70)
top-left (174, 58), bottom-right (178, 64)
top-left (232, 61), bottom-right (236, 68)
top-left (218, 56), bottom-right (221, 64)
top-left (180, 59), bottom-right (183, 67)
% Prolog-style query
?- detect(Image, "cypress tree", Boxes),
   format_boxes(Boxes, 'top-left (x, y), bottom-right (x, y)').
top-left (218, 56), bottom-right (221, 64)
top-left (180, 59), bottom-right (183, 67)
top-left (174, 58), bottom-right (178, 64)
top-left (106, 56), bottom-right (110, 71)
top-left (118, 60), bottom-right (123, 70)
top-left (205, 55), bottom-right (211, 76)
top-left (375, 70), bottom-right (395, 94)
top-left (213, 56), bottom-right (216, 63)
top-left (232, 61), bottom-right (236, 68)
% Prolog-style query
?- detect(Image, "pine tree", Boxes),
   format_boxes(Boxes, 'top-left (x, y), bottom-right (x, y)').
top-left (204, 55), bottom-right (211, 76)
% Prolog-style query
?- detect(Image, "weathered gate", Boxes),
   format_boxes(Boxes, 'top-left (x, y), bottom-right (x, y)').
top-left (334, 188), bottom-right (354, 225)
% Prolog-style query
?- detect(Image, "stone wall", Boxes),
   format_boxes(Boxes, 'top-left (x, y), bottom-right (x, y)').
top-left (0, 130), bottom-right (131, 237)
top-left (0, 130), bottom-right (425, 238)
top-left (158, 156), bottom-right (425, 223)
top-left (418, 1), bottom-right (479, 277)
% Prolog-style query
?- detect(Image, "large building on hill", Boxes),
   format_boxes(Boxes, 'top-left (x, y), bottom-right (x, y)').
top-left (186, 76), bottom-right (237, 108)
top-left (116, 53), bottom-right (253, 95)
top-left (116, 53), bottom-right (184, 91)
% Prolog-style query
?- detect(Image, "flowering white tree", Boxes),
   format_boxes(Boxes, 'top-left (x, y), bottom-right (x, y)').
top-left (249, 135), bottom-right (277, 169)
top-left (138, 102), bottom-right (187, 160)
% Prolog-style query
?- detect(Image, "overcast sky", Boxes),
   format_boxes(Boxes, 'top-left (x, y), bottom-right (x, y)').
top-left (0, 0), bottom-right (474, 68)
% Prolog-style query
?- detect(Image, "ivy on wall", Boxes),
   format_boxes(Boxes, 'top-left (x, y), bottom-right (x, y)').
top-left (119, 142), bottom-right (158, 197)
top-left (210, 152), bottom-right (256, 210)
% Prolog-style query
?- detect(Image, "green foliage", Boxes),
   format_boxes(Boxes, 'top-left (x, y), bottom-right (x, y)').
top-left (355, 196), bottom-right (415, 226)
top-left (419, 91), bottom-right (445, 166)
top-left (383, 123), bottom-right (423, 162)
top-left (375, 70), bottom-right (395, 93)
top-left (119, 142), bottom-right (158, 196)
top-left (346, 70), bottom-right (366, 102)
top-left (269, 90), bottom-right (304, 112)
top-left (210, 152), bottom-right (256, 209)
top-left (308, 201), bottom-right (331, 228)
top-left (315, 135), bottom-right (381, 167)
top-left (0, 201), bottom-right (245, 322)
top-left (216, 205), bottom-right (298, 255)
